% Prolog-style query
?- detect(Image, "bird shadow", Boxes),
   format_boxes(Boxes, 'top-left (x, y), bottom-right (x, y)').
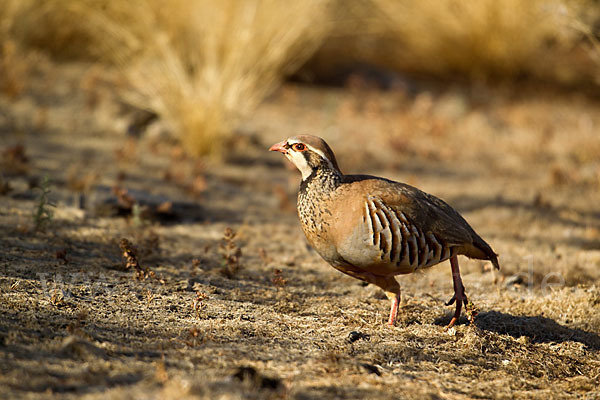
top-left (436, 310), bottom-right (600, 350)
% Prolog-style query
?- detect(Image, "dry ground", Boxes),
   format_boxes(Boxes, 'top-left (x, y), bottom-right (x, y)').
top-left (1, 59), bottom-right (600, 399)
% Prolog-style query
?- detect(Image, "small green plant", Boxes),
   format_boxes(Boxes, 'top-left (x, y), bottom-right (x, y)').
top-left (131, 203), bottom-right (144, 227)
top-left (32, 175), bottom-right (55, 231)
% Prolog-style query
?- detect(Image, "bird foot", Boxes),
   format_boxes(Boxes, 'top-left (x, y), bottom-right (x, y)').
top-left (444, 295), bottom-right (478, 330)
top-left (444, 292), bottom-right (469, 330)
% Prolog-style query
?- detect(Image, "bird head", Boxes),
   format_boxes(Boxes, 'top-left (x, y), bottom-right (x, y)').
top-left (269, 135), bottom-right (341, 180)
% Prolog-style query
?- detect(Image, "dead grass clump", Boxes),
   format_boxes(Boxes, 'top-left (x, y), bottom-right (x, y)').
top-left (191, 291), bottom-right (208, 318)
top-left (370, 0), bottom-right (595, 82)
top-left (219, 227), bottom-right (243, 278)
top-left (123, 0), bottom-right (331, 157)
top-left (0, 1), bottom-right (33, 98)
top-left (6, 0), bottom-right (331, 157)
top-left (0, 40), bottom-right (28, 98)
top-left (2, 0), bottom-right (134, 61)
top-left (119, 238), bottom-right (155, 280)
top-left (271, 269), bottom-right (287, 288)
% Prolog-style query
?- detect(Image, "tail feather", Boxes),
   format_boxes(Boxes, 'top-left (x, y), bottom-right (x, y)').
top-left (474, 236), bottom-right (500, 270)
top-left (488, 252), bottom-right (500, 270)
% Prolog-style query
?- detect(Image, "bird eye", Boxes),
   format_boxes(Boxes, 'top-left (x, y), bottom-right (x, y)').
top-left (293, 143), bottom-right (306, 151)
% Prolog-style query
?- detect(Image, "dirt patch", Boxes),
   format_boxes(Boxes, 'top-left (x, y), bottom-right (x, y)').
top-left (1, 60), bottom-right (599, 399)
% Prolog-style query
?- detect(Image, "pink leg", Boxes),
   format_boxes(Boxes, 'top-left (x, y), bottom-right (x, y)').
top-left (445, 255), bottom-right (467, 329)
top-left (343, 271), bottom-right (401, 326)
top-left (387, 288), bottom-right (401, 326)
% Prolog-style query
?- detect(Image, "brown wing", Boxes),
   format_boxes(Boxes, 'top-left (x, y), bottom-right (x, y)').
top-left (340, 175), bottom-right (500, 269)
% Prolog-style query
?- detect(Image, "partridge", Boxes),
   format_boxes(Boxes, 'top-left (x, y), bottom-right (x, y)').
top-left (269, 135), bottom-right (499, 328)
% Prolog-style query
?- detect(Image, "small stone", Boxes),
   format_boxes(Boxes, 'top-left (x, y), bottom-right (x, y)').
top-left (360, 362), bottom-right (381, 376)
top-left (348, 331), bottom-right (370, 343)
top-left (505, 275), bottom-right (524, 287)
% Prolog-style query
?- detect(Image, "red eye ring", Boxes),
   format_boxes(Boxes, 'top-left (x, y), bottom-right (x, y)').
top-left (292, 143), bottom-right (306, 151)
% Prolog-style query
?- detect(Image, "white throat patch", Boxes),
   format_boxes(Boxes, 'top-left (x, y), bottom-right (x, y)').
top-left (285, 150), bottom-right (312, 180)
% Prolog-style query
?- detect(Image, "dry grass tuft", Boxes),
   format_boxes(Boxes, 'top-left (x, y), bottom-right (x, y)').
top-left (0, 1), bottom-right (35, 98)
top-left (219, 227), bottom-right (243, 278)
top-left (119, 238), bottom-right (157, 280)
top-left (361, 0), bottom-right (599, 83)
top-left (3, 0), bottom-right (331, 157)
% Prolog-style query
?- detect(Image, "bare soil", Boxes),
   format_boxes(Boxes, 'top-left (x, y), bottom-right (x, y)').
top-left (1, 60), bottom-right (600, 399)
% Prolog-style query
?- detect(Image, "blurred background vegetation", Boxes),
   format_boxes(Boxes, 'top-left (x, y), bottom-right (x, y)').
top-left (1, 0), bottom-right (599, 157)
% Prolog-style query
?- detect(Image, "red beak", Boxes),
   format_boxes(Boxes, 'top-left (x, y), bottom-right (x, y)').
top-left (269, 140), bottom-right (288, 154)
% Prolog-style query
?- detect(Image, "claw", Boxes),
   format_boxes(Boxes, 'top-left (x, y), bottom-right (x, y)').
top-left (445, 316), bottom-right (459, 331)
top-left (445, 294), bottom-right (456, 306)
